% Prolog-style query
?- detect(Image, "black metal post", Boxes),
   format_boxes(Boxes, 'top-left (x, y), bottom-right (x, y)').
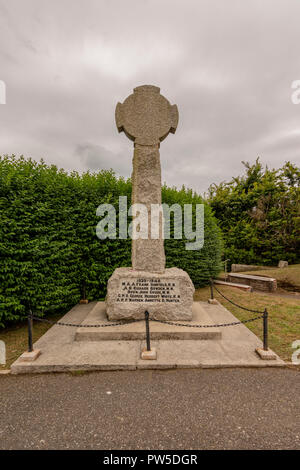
top-left (210, 279), bottom-right (214, 300)
top-left (263, 308), bottom-right (268, 351)
top-left (224, 259), bottom-right (230, 282)
top-left (145, 311), bottom-right (151, 351)
top-left (28, 309), bottom-right (33, 353)
top-left (82, 280), bottom-right (86, 300)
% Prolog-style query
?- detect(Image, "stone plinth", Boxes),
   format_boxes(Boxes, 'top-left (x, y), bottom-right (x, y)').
top-left (106, 267), bottom-right (194, 321)
top-left (141, 347), bottom-right (157, 360)
top-left (255, 348), bottom-right (277, 360)
top-left (19, 349), bottom-right (41, 362)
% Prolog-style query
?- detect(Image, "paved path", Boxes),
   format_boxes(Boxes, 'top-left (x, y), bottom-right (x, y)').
top-left (0, 369), bottom-right (299, 449)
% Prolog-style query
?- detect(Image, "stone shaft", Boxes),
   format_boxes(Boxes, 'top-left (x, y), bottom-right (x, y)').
top-left (131, 143), bottom-right (165, 273)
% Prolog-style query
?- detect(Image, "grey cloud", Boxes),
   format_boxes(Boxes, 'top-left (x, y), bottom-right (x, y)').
top-left (0, 0), bottom-right (299, 194)
top-left (75, 142), bottom-right (129, 175)
top-left (75, 143), bottom-right (115, 171)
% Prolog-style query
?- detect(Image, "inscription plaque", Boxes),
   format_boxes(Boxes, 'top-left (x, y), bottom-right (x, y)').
top-left (117, 278), bottom-right (181, 303)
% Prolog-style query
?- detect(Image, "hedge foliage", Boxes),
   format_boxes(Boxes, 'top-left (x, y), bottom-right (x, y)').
top-left (208, 159), bottom-right (300, 266)
top-left (0, 155), bottom-right (222, 327)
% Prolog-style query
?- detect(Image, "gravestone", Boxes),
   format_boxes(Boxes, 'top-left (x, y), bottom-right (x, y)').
top-left (106, 85), bottom-right (194, 321)
top-left (278, 260), bottom-right (288, 268)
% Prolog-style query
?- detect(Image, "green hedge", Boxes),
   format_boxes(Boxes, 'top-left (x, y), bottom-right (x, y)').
top-left (0, 155), bottom-right (222, 327)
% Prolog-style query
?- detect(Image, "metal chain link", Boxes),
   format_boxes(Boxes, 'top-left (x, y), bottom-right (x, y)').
top-left (32, 312), bottom-right (262, 329)
top-left (32, 280), bottom-right (265, 330)
top-left (212, 283), bottom-right (265, 314)
top-left (151, 315), bottom-right (263, 328)
top-left (31, 315), bottom-right (143, 328)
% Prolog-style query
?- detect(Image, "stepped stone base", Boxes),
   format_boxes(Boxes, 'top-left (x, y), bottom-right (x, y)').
top-left (10, 301), bottom-right (284, 374)
top-left (106, 267), bottom-right (194, 321)
top-left (75, 301), bottom-right (221, 341)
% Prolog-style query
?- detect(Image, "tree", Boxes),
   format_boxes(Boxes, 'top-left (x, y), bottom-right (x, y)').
top-left (207, 159), bottom-right (300, 266)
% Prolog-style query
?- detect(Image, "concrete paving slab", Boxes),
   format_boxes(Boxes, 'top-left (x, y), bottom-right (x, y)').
top-left (75, 301), bottom-right (221, 341)
top-left (10, 301), bottom-right (285, 374)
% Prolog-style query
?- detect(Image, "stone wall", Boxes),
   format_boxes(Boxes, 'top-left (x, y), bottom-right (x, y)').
top-left (228, 273), bottom-right (277, 292)
top-left (231, 264), bottom-right (265, 273)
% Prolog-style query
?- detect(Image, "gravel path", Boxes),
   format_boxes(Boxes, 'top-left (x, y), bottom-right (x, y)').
top-left (1, 368), bottom-right (299, 450)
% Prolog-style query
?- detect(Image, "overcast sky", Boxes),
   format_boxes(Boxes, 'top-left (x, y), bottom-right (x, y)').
top-left (0, 0), bottom-right (300, 194)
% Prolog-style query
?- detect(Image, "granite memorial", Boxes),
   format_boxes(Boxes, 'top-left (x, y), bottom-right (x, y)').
top-left (106, 85), bottom-right (194, 321)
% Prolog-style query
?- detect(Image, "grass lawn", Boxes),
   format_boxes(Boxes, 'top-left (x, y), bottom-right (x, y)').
top-left (1, 286), bottom-right (299, 369)
top-left (194, 286), bottom-right (300, 362)
top-left (228, 264), bottom-right (300, 291)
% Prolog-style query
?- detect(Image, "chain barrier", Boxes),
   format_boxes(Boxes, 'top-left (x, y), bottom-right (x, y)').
top-left (31, 315), bottom-right (143, 328)
top-left (211, 281), bottom-right (265, 314)
top-left (31, 304), bottom-right (263, 331)
top-left (151, 315), bottom-right (263, 328)
top-left (209, 279), bottom-right (269, 350)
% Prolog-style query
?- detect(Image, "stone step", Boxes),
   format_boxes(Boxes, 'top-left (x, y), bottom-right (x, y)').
top-left (75, 302), bottom-right (222, 342)
top-left (213, 280), bottom-right (253, 292)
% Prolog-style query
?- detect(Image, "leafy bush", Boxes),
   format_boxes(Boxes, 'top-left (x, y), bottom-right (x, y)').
top-left (0, 155), bottom-right (222, 327)
top-left (208, 159), bottom-right (300, 267)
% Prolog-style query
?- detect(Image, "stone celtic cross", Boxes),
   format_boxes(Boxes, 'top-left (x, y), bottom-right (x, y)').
top-left (115, 85), bottom-right (178, 273)
top-left (107, 86), bottom-right (193, 321)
